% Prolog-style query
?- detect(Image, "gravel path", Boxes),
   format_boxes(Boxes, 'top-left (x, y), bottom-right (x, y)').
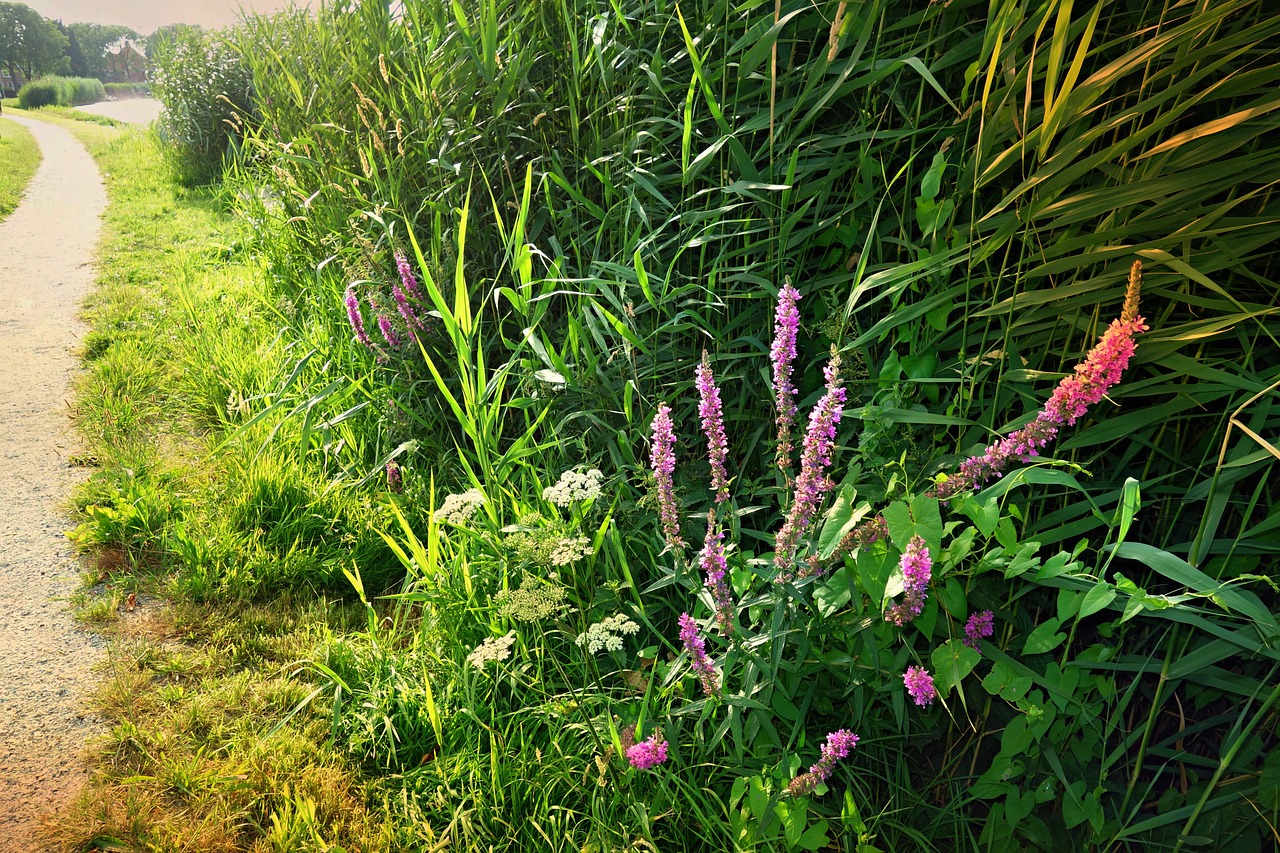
top-left (0, 116), bottom-right (107, 847)
top-left (73, 98), bottom-right (163, 127)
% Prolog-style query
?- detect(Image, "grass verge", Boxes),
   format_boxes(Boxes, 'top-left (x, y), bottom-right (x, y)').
top-left (35, 118), bottom-right (390, 851)
top-left (0, 116), bottom-right (41, 220)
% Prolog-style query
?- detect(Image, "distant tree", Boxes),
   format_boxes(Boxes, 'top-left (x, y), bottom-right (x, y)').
top-left (65, 24), bottom-right (90, 76)
top-left (0, 3), bottom-right (68, 81)
top-left (67, 21), bottom-right (138, 79)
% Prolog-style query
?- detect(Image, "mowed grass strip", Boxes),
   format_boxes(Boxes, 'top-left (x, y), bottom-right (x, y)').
top-left (0, 116), bottom-right (41, 220)
top-left (38, 120), bottom-right (390, 851)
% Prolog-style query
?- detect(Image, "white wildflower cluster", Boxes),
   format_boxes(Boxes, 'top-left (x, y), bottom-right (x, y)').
top-left (436, 488), bottom-right (486, 524)
top-left (467, 631), bottom-right (517, 668)
top-left (549, 536), bottom-right (593, 566)
top-left (542, 468), bottom-right (604, 506)
top-left (495, 577), bottom-right (569, 623)
top-left (575, 614), bottom-right (640, 654)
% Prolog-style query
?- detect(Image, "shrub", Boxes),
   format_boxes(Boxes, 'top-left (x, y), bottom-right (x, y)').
top-left (17, 76), bottom-right (105, 108)
top-left (151, 27), bottom-right (253, 184)
top-left (17, 79), bottom-right (61, 109)
top-left (67, 76), bottom-right (106, 105)
top-left (104, 82), bottom-right (151, 99)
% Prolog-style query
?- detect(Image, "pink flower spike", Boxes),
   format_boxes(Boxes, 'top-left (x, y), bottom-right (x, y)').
top-left (774, 349), bottom-right (845, 582)
top-left (344, 285), bottom-right (373, 348)
top-left (701, 515), bottom-right (735, 634)
top-left (696, 352), bottom-right (730, 504)
top-left (904, 666), bottom-right (938, 707)
top-left (626, 731), bottom-right (669, 770)
top-left (678, 612), bottom-right (719, 697)
top-left (934, 281), bottom-right (1147, 500)
top-left (771, 284), bottom-right (801, 471)
top-left (964, 609), bottom-right (995, 652)
top-left (650, 404), bottom-right (685, 548)
top-left (787, 729), bottom-right (860, 796)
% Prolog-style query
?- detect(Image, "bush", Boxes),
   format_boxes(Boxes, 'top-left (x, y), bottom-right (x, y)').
top-left (104, 82), bottom-right (151, 99)
top-left (17, 76), bottom-right (105, 108)
top-left (152, 27), bottom-right (253, 185)
top-left (17, 79), bottom-right (61, 108)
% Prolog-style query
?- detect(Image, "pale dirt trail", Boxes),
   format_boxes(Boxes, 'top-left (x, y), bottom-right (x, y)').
top-left (72, 98), bottom-right (163, 126)
top-left (0, 116), bottom-right (108, 847)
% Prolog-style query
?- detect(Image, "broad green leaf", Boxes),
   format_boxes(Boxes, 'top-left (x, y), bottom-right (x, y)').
top-left (931, 640), bottom-right (981, 698)
top-left (1078, 582), bottom-right (1116, 618)
top-left (1022, 618), bottom-right (1067, 655)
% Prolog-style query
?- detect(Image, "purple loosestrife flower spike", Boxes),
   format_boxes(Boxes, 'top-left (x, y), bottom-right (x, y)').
top-left (394, 249), bottom-right (424, 301)
top-left (934, 274), bottom-right (1147, 500)
top-left (650, 403), bottom-right (685, 548)
top-left (701, 513), bottom-right (735, 634)
top-left (678, 612), bottom-right (719, 697)
top-left (774, 350), bottom-right (845, 582)
top-left (904, 666), bottom-right (938, 707)
top-left (964, 609), bottom-right (995, 652)
top-left (884, 536), bottom-right (931, 625)
top-left (696, 352), bottom-right (730, 504)
top-left (376, 310), bottom-right (403, 349)
top-left (626, 731), bottom-right (669, 770)
top-left (788, 729), bottom-right (860, 796)
top-left (392, 281), bottom-right (424, 334)
top-left (344, 285), bottom-right (373, 349)
top-left (771, 284), bottom-right (801, 472)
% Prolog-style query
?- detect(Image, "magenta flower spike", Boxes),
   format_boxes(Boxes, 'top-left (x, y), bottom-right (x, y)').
top-left (696, 352), bottom-right (731, 504)
top-left (773, 351), bottom-right (845, 582)
top-left (391, 250), bottom-right (426, 333)
top-left (700, 516), bottom-right (735, 634)
top-left (884, 536), bottom-right (932, 626)
top-left (935, 266), bottom-right (1148, 499)
top-left (964, 610), bottom-right (995, 652)
top-left (787, 728), bottom-right (860, 796)
top-left (626, 731), bottom-right (669, 770)
top-left (394, 249), bottom-right (424, 301)
top-left (344, 285), bottom-right (373, 348)
top-left (650, 403), bottom-right (685, 549)
top-left (904, 666), bottom-right (938, 707)
top-left (771, 284), bottom-right (801, 472)
top-left (376, 309), bottom-right (403, 348)
top-left (677, 612), bottom-right (719, 697)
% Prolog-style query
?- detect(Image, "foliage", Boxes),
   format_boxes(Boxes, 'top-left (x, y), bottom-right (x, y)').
top-left (150, 25), bottom-right (252, 185)
top-left (16, 74), bottom-right (104, 107)
top-left (103, 81), bottom-right (150, 98)
top-left (0, 2), bottom-right (68, 82)
top-left (57, 0), bottom-right (1280, 849)
top-left (65, 22), bottom-right (140, 79)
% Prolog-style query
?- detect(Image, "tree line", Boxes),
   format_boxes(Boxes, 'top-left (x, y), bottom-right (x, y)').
top-left (0, 1), bottom-right (199, 92)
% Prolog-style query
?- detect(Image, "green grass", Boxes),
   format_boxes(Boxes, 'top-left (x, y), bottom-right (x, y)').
top-left (0, 117), bottom-right (40, 220)
top-left (54, 0), bottom-right (1279, 848)
top-left (35, 104), bottom-right (125, 126)
top-left (41, 120), bottom-right (396, 851)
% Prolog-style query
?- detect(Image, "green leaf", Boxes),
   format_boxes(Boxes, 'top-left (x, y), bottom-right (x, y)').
top-left (983, 661), bottom-right (1033, 702)
top-left (797, 820), bottom-right (831, 851)
top-left (1078, 581), bottom-right (1116, 618)
top-left (818, 486), bottom-right (868, 559)
top-left (931, 640), bottom-right (982, 698)
top-left (856, 546), bottom-right (897, 608)
top-left (1022, 618), bottom-right (1067, 654)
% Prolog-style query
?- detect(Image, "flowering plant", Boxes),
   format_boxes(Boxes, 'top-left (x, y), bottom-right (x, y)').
top-left (633, 262), bottom-right (1149, 844)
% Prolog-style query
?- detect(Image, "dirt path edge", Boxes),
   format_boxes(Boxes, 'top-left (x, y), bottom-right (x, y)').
top-left (0, 115), bottom-right (108, 848)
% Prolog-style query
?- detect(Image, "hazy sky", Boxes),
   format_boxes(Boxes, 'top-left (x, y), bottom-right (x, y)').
top-left (21, 0), bottom-right (318, 33)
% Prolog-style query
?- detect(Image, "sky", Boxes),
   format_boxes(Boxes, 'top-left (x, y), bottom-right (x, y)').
top-left (21, 0), bottom-right (318, 33)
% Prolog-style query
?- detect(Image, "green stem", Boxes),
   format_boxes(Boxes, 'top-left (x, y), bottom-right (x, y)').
top-left (1172, 669), bottom-right (1280, 853)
